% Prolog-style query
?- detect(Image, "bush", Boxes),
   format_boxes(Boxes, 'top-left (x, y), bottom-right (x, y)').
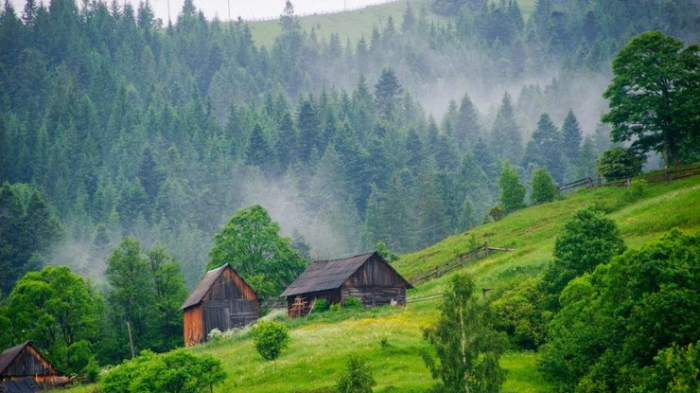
top-left (252, 320), bottom-right (290, 360)
top-left (597, 147), bottom-right (642, 181)
top-left (530, 168), bottom-right (559, 204)
top-left (100, 349), bottom-right (226, 393)
top-left (336, 354), bottom-right (376, 393)
top-left (490, 279), bottom-right (549, 350)
top-left (314, 298), bottom-right (330, 312)
top-left (625, 179), bottom-right (647, 201)
top-left (330, 303), bottom-right (342, 312)
top-left (344, 297), bottom-right (362, 309)
top-left (488, 204), bottom-right (505, 222)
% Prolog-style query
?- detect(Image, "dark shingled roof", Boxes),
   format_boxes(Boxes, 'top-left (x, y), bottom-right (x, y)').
top-left (280, 252), bottom-right (412, 297)
top-left (180, 264), bottom-right (256, 310)
top-left (0, 342), bottom-right (29, 376)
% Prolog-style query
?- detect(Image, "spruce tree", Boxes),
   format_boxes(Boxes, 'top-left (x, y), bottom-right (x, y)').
top-left (561, 109), bottom-right (582, 163)
top-left (374, 68), bottom-right (403, 121)
top-left (490, 93), bottom-right (523, 164)
top-left (498, 161), bottom-right (526, 213)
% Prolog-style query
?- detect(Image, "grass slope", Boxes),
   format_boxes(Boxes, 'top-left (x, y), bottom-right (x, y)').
top-left (246, 0), bottom-right (536, 49)
top-left (65, 176), bottom-right (700, 392)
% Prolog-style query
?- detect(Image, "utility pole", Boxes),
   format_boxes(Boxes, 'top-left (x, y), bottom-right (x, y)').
top-left (228, 0), bottom-right (231, 21)
top-left (126, 321), bottom-right (135, 358)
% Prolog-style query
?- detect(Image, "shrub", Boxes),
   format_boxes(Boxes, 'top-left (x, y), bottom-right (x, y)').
top-left (625, 179), bottom-right (647, 201)
top-left (530, 168), bottom-right (559, 204)
top-left (314, 298), bottom-right (330, 312)
top-left (597, 147), bottom-right (642, 181)
top-left (252, 320), bottom-right (290, 360)
top-left (100, 350), bottom-right (226, 393)
top-left (379, 335), bottom-right (389, 349)
top-left (330, 303), bottom-right (342, 312)
top-left (336, 354), bottom-right (376, 393)
top-left (344, 297), bottom-right (362, 309)
top-left (490, 279), bottom-right (549, 350)
top-left (488, 204), bottom-right (505, 222)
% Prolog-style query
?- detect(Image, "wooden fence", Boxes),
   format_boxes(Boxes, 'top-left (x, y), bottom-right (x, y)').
top-left (559, 162), bottom-right (700, 194)
top-left (408, 243), bottom-right (514, 286)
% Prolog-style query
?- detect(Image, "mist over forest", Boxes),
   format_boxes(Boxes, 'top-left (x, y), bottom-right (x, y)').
top-left (0, 0), bottom-right (699, 292)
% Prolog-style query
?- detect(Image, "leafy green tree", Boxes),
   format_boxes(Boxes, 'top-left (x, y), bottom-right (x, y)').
top-left (252, 320), bottom-right (290, 361)
top-left (3, 266), bottom-right (102, 374)
top-left (422, 273), bottom-right (506, 393)
top-left (208, 205), bottom-right (305, 300)
top-left (540, 230), bottom-right (699, 392)
top-left (498, 161), bottom-right (526, 213)
top-left (602, 31), bottom-right (700, 167)
top-left (530, 168), bottom-right (559, 204)
top-left (633, 341), bottom-right (700, 393)
top-left (336, 354), bottom-right (376, 393)
top-left (539, 208), bottom-right (626, 311)
top-left (597, 147), bottom-right (642, 181)
top-left (491, 278), bottom-right (548, 350)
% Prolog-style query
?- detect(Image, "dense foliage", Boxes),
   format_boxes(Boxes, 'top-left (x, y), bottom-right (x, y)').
top-left (100, 349), bottom-right (226, 393)
top-left (0, 266), bottom-right (101, 374)
top-left (530, 168), bottom-right (559, 204)
top-left (539, 230), bottom-right (700, 392)
top-left (539, 208), bottom-right (626, 310)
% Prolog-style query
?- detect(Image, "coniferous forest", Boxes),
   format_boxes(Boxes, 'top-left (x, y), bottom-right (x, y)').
top-left (1, 0), bottom-right (699, 381)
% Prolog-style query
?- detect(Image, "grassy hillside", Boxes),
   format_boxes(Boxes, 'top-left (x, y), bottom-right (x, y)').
top-left (63, 175), bottom-right (700, 392)
top-left (246, 0), bottom-right (537, 48)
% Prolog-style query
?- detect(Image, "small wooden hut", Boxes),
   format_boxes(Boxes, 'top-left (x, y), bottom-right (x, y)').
top-left (0, 341), bottom-right (69, 392)
top-left (280, 251), bottom-right (413, 317)
top-left (180, 263), bottom-right (259, 346)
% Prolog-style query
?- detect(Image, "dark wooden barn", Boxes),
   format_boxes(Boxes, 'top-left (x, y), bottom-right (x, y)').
top-left (180, 263), bottom-right (259, 347)
top-left (0, 341), bottom-right (69, 392)
top-left (280, 252), bottom-right (413, 317)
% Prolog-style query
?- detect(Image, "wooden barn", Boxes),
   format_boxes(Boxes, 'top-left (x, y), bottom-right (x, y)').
top-left (0, 341), bottom-right (69, 392)
top-left (280, 251), bottom-right (413, 317)
top-left (179, 263), bottom-right (259, 346)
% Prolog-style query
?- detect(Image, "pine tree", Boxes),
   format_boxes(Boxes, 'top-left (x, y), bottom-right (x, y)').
top-left (522, 113), bottom-right (564, 184)
top-left (245, 124), bottom-right (272, 170)
top-left (490, 93), bottom-right (523, 164)
top-left (374, 68), bottom-right (403, 121)
top-left (455, 92), bottom-right (481, 148)
top-left (297, 98), bottom-right (320, 162)
top-left (561, 109), bottom-right (582, 163)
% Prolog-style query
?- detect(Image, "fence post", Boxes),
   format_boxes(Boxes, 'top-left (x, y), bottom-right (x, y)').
top-left (587, 176), bottom-right (594, 189)
top-left (666, 167), bottom-right (671, 183)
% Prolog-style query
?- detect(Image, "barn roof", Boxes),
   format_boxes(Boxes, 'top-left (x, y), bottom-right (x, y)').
top-left (280, 252), bottom-right (412, 298)
top-left (0, 342), bottom-right (28, 376)
top-left (179, 264), bottom-right (256, 310)
top-left (0, 341), bottom-right (61, 377)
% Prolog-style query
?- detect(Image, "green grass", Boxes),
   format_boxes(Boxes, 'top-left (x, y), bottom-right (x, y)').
top-left (63, 176), bottom-right (700, 393)
top-left (245, 0), bottom-right (537, 49)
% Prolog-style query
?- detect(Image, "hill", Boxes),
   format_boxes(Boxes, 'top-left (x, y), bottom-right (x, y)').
top-left (246, 0), bottom-right (538, 48)
top-left (62, 174), bottom-right (700, 393)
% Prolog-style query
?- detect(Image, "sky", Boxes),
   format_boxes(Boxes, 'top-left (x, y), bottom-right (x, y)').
top-left (9, 0), bottom-right (395, 22)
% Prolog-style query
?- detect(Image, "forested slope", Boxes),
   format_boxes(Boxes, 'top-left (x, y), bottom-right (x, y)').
top-left (2, 0), bottom-right (698, 293)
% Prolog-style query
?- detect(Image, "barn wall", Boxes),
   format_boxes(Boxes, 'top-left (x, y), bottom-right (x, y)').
top-left (183, 306), bottom-right (204, 347)
top-left (200, 269), bottom-right (259, 339)
top-left (342, 256), bottom-right (408, 306)
top-left (286, 289), bottom-right (342, 317)
top-left (2, 346), bottom-right (57, 377)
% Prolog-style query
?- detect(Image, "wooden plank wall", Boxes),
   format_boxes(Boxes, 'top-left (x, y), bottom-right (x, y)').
top-left (2, 346), bottom-right (57, 378)
top-left (183, 306), bottom-right (204, 347)
top-left (342, 286), bottom-right (406, 306)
